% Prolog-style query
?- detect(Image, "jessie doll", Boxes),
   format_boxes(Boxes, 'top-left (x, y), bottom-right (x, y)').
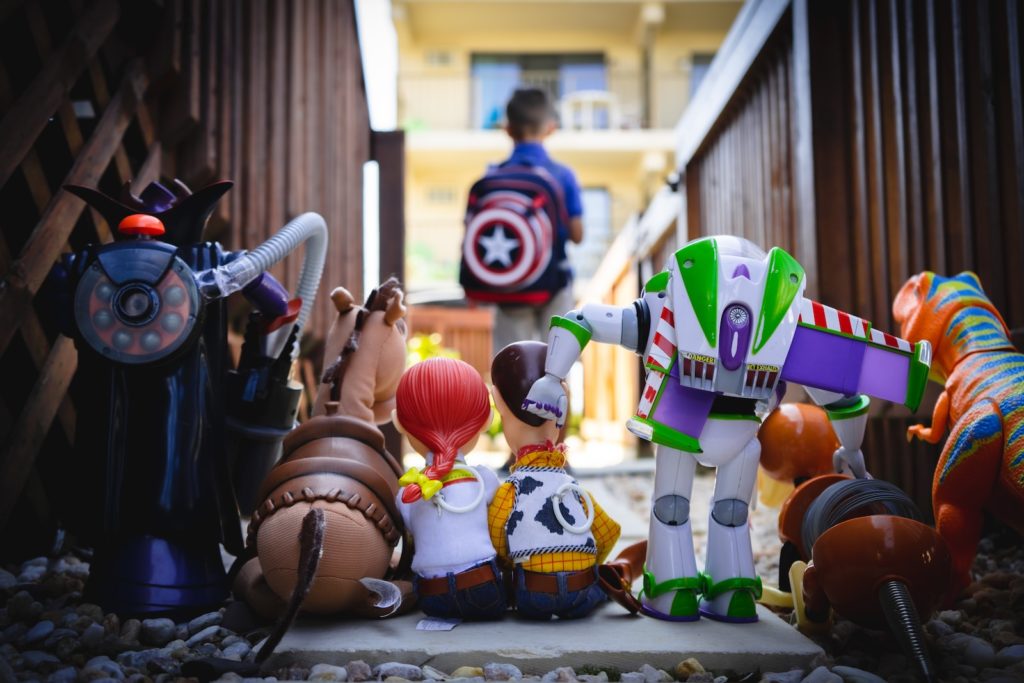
top-left (393, 358), bottom-right (506, 620)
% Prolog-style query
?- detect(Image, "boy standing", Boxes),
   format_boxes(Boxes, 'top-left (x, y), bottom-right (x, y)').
top-left (490, 88), bottom-right (584, 355)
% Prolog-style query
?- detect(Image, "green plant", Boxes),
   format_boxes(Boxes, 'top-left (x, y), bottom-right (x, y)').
top-left (406, 332), bottom-right (459, 367)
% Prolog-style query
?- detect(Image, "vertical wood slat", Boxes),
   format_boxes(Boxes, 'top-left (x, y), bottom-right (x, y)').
top-left (652, 0), bottom-right (1024, 513)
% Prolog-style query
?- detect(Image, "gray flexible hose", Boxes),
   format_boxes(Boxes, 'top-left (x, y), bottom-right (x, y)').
top-left (196, 212), bottom-right (328, 333)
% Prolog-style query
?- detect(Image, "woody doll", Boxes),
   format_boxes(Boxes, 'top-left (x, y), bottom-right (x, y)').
top-left (488, 341), bottom-right (620, 619)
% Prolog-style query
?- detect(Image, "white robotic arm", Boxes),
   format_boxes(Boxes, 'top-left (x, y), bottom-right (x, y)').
top-left (523, 302), bottom-right (643, 426)
top-left (805, 387), bottom-right (871, 479)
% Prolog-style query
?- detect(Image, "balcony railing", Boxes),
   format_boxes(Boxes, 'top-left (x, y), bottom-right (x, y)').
top-left (399, 70), bottom-right (689, 131)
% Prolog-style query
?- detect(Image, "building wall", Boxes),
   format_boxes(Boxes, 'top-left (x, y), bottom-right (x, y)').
top-left (396, 0), bottom-right (740, 297)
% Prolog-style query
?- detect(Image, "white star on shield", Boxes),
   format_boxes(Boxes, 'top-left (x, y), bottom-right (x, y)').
top-left (479, 226), bottom-right (519, 267)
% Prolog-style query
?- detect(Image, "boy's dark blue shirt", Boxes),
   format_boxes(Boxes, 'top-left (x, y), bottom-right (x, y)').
top-left (502, 141), bottom-right (582, 219)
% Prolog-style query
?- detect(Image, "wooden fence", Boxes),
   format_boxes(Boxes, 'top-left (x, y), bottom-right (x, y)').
top-left (597, 0), bottom-right (1024, 517)
top-left (408, 305), bottom-right (494, 378)
top-left (0, 0), bottom-right (390, 552)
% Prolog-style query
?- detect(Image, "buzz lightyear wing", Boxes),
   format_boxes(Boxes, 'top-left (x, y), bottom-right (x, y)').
top-left (780, 299), bottom-right (931, 411)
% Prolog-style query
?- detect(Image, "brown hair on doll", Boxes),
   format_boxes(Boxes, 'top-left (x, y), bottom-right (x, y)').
top-left (491, 341), bottom-right (549, 427)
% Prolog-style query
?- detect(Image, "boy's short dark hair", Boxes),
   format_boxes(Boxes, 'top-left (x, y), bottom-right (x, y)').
top-left (505, 88), bottom-right (557, 140)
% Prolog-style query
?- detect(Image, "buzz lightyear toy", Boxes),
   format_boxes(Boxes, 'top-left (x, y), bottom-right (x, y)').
top-left (524, 236), bottom-right (931, 622)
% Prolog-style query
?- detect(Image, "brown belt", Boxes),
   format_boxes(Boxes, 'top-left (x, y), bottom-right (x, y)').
top-left (417, 563), bottom-right (499, 596)
top-left (521, 568), bottom-right (596, 593)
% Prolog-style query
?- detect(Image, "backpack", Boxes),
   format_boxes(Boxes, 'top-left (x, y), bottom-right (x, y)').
top-left (459, 163), bottom-right (571, 304)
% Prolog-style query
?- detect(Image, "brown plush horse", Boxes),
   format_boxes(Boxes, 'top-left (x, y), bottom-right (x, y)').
top-left (233, 278), bottom-right (412, 623)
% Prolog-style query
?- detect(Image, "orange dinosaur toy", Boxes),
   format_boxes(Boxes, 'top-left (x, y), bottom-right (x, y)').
top-left (893, 271), bottom-right (1024, 600)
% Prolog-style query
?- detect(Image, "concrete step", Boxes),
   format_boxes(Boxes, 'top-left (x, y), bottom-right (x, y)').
top-left (268, 602), bottom-right (823, 675)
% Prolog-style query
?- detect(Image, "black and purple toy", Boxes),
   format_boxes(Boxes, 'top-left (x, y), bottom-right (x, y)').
top-left (47, 179), bottom-right (326, 616)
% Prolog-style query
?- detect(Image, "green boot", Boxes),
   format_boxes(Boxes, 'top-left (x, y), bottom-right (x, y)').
top-left (640, 566), bottom-right (703, 621)
top-left (700, 573), bottom-right (762, 623)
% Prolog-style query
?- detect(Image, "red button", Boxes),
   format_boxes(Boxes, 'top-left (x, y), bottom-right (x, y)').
top-left (118, 214), bottom-right (166, 237)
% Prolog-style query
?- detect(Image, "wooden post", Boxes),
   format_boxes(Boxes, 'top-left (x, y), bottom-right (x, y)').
top-left (372, 130), bottom-right (406, 284)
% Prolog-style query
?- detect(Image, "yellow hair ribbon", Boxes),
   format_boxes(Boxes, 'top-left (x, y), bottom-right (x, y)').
top-left (399, 467), bottom-right (443, 500)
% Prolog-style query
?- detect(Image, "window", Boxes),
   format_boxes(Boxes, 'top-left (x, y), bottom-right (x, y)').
top-left (470, 54), bottom-right (606, 129)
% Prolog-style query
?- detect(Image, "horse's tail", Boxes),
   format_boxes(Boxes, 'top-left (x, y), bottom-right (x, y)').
top-left (254, 507), bottom-right (325, 664)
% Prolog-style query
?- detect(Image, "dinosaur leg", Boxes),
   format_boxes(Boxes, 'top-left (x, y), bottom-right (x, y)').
top-left (933, 402), bottom-right (1003, 604)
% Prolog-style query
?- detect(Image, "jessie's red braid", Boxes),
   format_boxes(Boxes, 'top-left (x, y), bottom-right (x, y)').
top-left (396, 358), bottom-right (490, 502)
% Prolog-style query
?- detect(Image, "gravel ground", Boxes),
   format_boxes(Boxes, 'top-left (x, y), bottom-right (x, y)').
top-left (0, 471), bottom-right (1021, 682)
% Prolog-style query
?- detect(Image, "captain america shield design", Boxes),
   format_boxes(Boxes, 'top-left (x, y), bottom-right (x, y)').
top-left (463, 191), bottom-right (552, 289)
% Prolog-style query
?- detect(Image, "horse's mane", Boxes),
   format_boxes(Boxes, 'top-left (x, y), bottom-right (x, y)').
top-left (321, 277), bottom-right (404, 403)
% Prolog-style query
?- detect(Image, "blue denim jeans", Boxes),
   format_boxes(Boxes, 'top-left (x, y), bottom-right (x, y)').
top-left (415, 558), bottom-right (507, 620)
top-left (513, 566), bottom-right (607, 620)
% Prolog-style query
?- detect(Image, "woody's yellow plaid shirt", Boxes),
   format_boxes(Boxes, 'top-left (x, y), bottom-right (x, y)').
top-left (487, 445), bottom-right (620, 573)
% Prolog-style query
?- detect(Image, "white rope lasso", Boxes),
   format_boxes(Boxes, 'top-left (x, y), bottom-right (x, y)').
top-left (551, 482), bottom-right (594, 534)
top-left (432, 465), bottom-right (486, 514)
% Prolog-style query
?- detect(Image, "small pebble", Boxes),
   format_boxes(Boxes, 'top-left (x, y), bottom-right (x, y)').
top-left (619, 674), bottom-right (644, 683)
top-left (925, 618), bottom-right (953, 638)
top-left (375, 662), bottom-right (424, 681)
top-left (223, 641), bottom-right (252, 661)
top-left (579, 674), bottom-right (609, 683)
top-left (77, 603), bottom-right (105, 622)
top-left (43, 627), bottom-right (77, 648)
top-left (685, 675), bottom-right (714, 683)
top-left (801, 667), bottom-right (842, 683)
top-left (831, 667), bottom-right (886, 683)
top-left (81, 622), bottom-right (106, 649)
top-left (939, 609), bottom-right (963, 625)
top-left (675, 658), bottom-right (705, 679)
top-left (184, 624), bottom-right (219, 647)
top-left (47, 666), bottom-right (77, 683)
top-left (103, 612), bottom-right (120, 636)
top-left (453, 668), bottom-right (485, 679)
top-left (21, 649), bottom-right (61, 667)
top-left (484, 663), bottom-right (522, 680)
top-left (187, 610), bottom-right (222, 635)
top-left (639, 664), bottom-right (671, 683)
top-left (120, 618), bottom-right (141, 643)
top-left (84, 654), bottom-right (124, 680)
top-left (194, 641), bottom-right (220, 657)
top-left (541, 668), bottom-right (577, 683)
top-left (18, 565), bottom-right (46, 583)
top-left (24, 619), bottom-right (54, 644)
top-left (995, 644), bottom-right (1024, 668)
top-left (714, 677), bottom-right (728, 683)
top-left (145, 656), bottom-right (179, 675)
top-left (449, 678), bottom-right (485, 683)
top-left (116, 648), bottom-right (162, 670)
top-left (761, 671), bottom-right (804, 683)
top-left (422, 665), bottom-right (450, 680)
top-left (174, 623), bottom-right (189, 641)
top-left (0, 569), bottom-right (16, 590)
top-left (140, 618), bottom-right (176, 646)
